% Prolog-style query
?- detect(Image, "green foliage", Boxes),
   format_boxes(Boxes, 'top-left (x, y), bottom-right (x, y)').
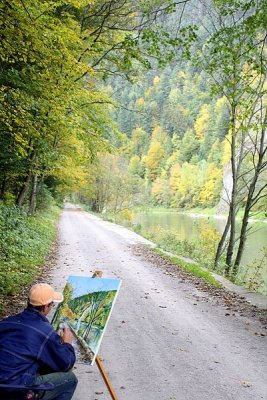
top-left (179, 129), bottom-right (200, 164)
top-left (82, 153), bottom-right (145, 214)
top-left (0, 0), bottom-right (201, 213)
top-left (107, 0), bottom-right (266, 224)
top-left (129, 155), bottom-right (145, 177)
top-left (36, 185), bottom-right (56, 211)
top-left (234, 247), bottom-right (267, 295)
top-left (136, 224), bottom-right (221, 270)
top-left (0, 204), bottom-right (59, 301)
top-left (0, 0), bottom-right (104, 208)
top-left (195, 0), bottom-right (267, 270)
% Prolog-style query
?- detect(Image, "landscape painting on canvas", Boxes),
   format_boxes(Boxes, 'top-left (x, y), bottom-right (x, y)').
top-left (52, 275), bottom-right (121, 365)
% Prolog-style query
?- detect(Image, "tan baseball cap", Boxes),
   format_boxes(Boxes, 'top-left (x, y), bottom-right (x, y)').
top-left (29, 283), bottom-right (63, 306)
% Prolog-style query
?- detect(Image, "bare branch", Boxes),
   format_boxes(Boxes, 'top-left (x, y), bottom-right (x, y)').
top-left (250, 183), bottom-right (267, 209)
top-left (19, 0), bottom-right (33, 21)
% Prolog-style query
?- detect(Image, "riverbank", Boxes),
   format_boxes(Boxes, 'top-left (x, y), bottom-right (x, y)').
top-left (89, 206), bottom-right (267, 296)
top-left (94, 205), bottom-right (267, 309)
top-left (135, 211), bottom-right (267, 296)
top-left (149, 246), bottom-right (267, 310)
top-left (135, 243), bottom-right (267, 312)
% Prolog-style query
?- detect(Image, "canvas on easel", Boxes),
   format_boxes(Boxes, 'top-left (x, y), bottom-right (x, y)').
top-left (52, 275), bottom-right (121, 365)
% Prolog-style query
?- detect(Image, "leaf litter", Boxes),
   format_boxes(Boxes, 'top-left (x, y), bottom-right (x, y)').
top-left (131, 244), bottom-right (267, 329)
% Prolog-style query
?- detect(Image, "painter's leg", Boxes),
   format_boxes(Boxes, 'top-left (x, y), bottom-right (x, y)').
top-left (35, 371), bottom-right (78, 400)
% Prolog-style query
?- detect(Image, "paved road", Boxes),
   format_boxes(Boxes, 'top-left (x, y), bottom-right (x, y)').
top-left (49, 208), bottom-right (267, 400)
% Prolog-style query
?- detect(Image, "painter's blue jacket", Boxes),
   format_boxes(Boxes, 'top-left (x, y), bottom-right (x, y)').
top-left (0, 307), bottom-right (76, 385)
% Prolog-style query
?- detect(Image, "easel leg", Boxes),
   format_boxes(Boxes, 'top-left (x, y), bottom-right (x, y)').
top-left (92, 271), bottom-right (119, 399)
top-left (96, 356), bottom-right (119, 400)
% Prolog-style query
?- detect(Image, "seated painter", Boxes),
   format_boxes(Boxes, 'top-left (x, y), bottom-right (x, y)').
top-left (0, 283), bottom-right (78, 400)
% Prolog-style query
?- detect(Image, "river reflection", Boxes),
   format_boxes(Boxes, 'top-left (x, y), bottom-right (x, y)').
top-left (134, 210), bottom-right (267, 269)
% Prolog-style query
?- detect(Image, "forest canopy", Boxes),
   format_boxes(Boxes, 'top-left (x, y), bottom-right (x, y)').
top-left (0, 0), bottom-right (266, 277)
top-left (0, 0), bottom-right (196, 211)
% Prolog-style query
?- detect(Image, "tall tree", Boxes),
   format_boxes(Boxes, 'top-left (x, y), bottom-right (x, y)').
top-left (197, 0), bottom-right (267, 272)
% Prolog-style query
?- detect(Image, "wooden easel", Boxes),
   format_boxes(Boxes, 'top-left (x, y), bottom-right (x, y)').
top-left (92, 271), bottom-right (119, 400)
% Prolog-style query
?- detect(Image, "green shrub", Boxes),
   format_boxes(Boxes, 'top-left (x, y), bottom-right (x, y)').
top-left (137, 224), bottom-right (220, 270)
top-left (235, 247), bottom-right (267, 295)
top-left (0, 205), bottom-right (60, 301)
top-left (36, 184), bottom-right (55, 211)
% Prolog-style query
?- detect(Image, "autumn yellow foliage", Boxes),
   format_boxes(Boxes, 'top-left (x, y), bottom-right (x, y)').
top-left (194, 104), bottom-right (210, 140)
top-left (145, 142), bottom-right (165, 179)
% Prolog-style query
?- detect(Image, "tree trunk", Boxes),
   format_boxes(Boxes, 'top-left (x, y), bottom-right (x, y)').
top-left (233, 205), bottom-right (249, 273)
top-left (16, 173), bottom-right (32, 207)
top-left (225, 101), bottom-right (247, 273)
top-left (16, 146), bottom-right (36, 207)
top-left (0, 176), bottom-right (7, 200)
top-left (28, 174), bottom-right (38, 215)
top-left (225, 108), bottom-right (237, 270)
top-left (234, 114), bottom-right (267, 270)
top-left (214, 212), bottom-right (231, 269)
top-left (225, 199), bottom-right (236, 270)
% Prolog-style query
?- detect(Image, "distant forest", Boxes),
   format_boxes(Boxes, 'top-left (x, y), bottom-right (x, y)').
top-left (82, 0), bottom-right (266, 219)
top-left (110, 64), bottom-right (228, 209)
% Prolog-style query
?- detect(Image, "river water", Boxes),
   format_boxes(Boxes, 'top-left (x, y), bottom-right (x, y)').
top-left (133, 210), bottom-right (267, 293)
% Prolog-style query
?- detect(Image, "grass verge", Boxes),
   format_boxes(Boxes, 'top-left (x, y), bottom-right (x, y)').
top-left (152, 247), bottom-right (222, 288)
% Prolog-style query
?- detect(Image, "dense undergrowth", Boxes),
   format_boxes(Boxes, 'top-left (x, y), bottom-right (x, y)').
top-left (0, 204), bottom-right (60, 314)
top-left (134, 225), bottom-right (225, 287)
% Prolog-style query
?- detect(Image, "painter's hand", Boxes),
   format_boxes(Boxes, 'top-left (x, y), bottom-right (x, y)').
top-left (62, 327), bottom-right (74, 344)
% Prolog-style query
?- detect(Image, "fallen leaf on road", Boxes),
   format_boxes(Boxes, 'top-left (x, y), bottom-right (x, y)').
top-left (241, 381), bottom-right (252, 387)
